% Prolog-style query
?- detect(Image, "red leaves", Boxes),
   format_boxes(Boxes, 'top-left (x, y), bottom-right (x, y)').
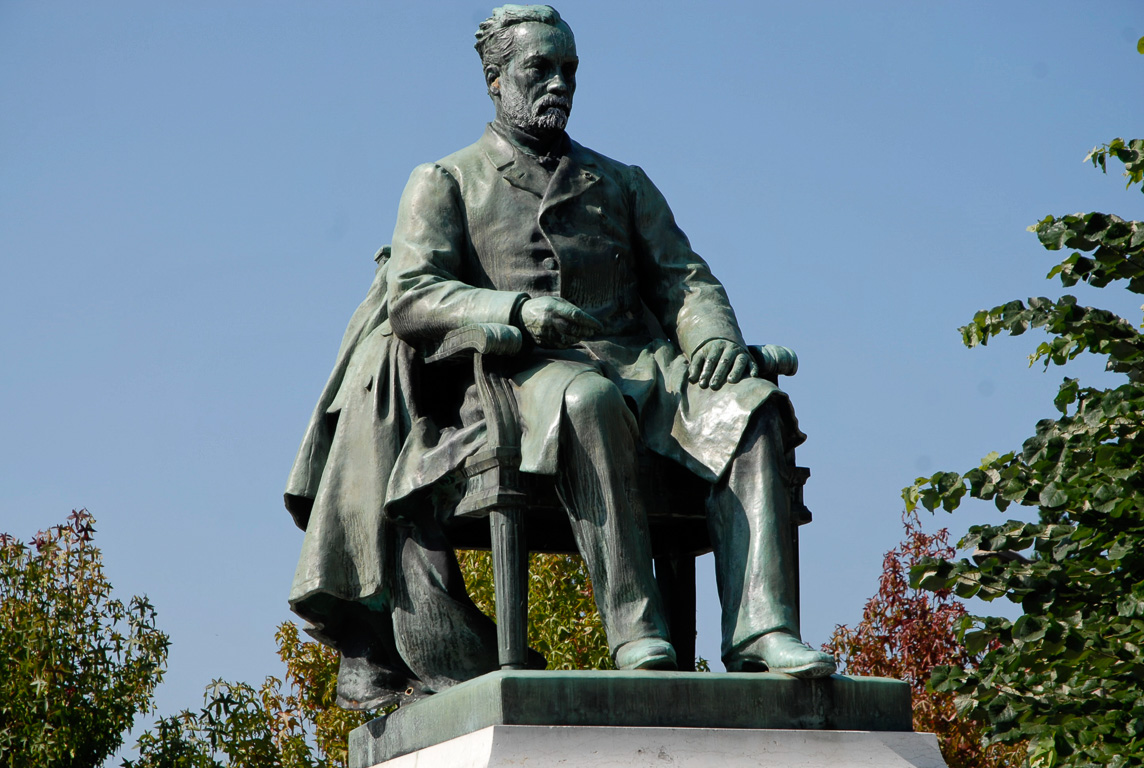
top-left (823, 511), bottom-right (1024, 768)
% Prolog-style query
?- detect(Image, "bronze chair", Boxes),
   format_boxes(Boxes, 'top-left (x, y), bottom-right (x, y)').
top-left (426, 323), bottom-right (810, 671)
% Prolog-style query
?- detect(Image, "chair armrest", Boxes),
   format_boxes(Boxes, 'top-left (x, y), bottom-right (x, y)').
top-left (424, 322), bottom-right (529, 519)
top-left (425, 323), bottom-right (524, 363)
top-left (748, 344), bottom-right (798, 379)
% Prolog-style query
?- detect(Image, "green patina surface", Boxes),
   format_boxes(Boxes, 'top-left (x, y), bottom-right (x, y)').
top-left (348, 670), bottom-right (912, 767)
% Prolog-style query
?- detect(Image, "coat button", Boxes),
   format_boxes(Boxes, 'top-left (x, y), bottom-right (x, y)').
top-left (542, 257), bottom-right (557, 270)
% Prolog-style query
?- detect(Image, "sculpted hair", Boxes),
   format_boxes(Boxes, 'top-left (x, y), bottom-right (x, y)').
top-left (474, 4), bottom-right (572, 69)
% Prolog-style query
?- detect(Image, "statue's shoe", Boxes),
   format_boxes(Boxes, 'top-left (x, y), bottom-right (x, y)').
top-left (614, 637), bottom-right (678, 671)
top-left (336, 654), bottom-right (430, 710)
top-left (724, 632), bottom-right (836, 678)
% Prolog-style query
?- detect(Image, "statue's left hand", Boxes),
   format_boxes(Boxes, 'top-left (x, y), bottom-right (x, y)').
top-left (687, 339), bottom-right (759, 390)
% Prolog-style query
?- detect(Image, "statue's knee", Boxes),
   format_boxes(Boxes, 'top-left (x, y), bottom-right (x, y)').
top-left (563, 374), bottom-right (625, 424)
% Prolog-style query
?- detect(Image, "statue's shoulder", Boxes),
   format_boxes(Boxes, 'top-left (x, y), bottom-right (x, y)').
top-left (399, 132), bottom-right (490, 193)
top-left (398, 140), bottom-right (485, 206)
top-left (569, 140), bottom-right (652, 192)
top-left (433, 139), bottom-right (487, 179)
top-left (402, 133), bottom-right (651, 197)
top-left (570, 141), bottom-right (627, 174)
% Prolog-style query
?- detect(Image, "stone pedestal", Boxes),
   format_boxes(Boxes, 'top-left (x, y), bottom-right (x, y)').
top-left (349, 671), bottom-right (948, 768)
top-left (358, 725), bottom-right (947, 768)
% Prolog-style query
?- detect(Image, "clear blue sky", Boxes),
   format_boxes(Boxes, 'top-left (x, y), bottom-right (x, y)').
top-left (1, 0), bottom-right (1140, 759)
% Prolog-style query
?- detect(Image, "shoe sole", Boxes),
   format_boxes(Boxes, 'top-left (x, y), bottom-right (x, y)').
top-left (767, 660), bottom-right (836, 679)
top-left (630, 653), bottom-right (677, 671)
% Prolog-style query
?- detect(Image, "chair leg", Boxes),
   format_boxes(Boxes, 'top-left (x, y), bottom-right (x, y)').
top-left (654, 555), bottom-right (696, 671)
top-left (490, 506), bottom-right (528, 669)
top-left (791, 523), bottom-right (801, 635)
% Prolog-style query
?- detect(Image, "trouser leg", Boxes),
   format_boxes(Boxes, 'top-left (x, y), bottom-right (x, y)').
top-left (555, 374), bottom-right (670, 656)
top-left (707, 402), bottom-right (800, 660)
top-left (296, 515), bottom-right (495, 706)
top-left (391, 516), bottom-right (502, 691)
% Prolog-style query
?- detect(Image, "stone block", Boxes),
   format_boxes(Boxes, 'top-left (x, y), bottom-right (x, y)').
top-left (349, 671), bottom-right (915, 767)
top-left (357, 725), bottom-right (948, 768)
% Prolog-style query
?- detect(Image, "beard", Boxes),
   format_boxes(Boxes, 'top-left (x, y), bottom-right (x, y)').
top-left (501, 92), bottom-right (571, 135)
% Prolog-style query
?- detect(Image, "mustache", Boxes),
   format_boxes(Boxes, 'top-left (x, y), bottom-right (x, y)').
top-left (537, 95), bottom-right (571, 113)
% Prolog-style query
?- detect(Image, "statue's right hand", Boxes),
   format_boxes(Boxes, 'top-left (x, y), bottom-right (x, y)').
top-left (519, 297), bottom-right (603, 348)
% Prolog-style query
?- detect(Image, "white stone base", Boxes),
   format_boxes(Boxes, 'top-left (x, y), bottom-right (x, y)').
top-left (364, 725), bottom-right (948, 768)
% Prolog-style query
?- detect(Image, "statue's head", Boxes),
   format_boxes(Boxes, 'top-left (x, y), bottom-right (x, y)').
top-left (475, 5), bottom-right (577, 138)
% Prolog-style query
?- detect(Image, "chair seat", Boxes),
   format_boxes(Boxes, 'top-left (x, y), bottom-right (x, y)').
top-left (444, 452), bottom-right (713, 558)
top-left (445, 505), bottom-right (714, 557)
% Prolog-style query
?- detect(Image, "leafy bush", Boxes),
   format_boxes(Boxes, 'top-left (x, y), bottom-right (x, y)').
top-left (905, 139), bottom-right (1144, 767)
top-left (128, 553), bottom-right (613, 766)
top-left (0, 509), bottom-right (169, 768)
top-left (126, 622), bottom-right (370, 768)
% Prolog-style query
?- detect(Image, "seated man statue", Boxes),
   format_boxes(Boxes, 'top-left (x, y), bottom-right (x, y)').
top-left (285, 3), bottom-right (835, 711)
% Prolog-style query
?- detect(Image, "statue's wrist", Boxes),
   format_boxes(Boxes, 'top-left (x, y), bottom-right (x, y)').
top-left (509, 294), bottom-right (531, 331)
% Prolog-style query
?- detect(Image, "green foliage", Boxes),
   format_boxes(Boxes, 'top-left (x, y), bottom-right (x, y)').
top-left (903, 141), bottom-right (1144, 767)
top-left (1085, 138), bottom-right (1144, 193)
top-left (270, 622), bottom-right (372, 764)
top-left (127, 623), bottom-right (371, 768)
top-left (457, 551), bottom-right (611, 670)
top-left (131, 553), bottom-right (612, 766)
top-left (825, 511), bottom-right (1025, 767)
top-left (0, 510), bottom-right (169, 768)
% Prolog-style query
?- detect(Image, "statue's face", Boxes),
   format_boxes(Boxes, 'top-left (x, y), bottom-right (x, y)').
top-left (495, 22), bottom-right (578, 136)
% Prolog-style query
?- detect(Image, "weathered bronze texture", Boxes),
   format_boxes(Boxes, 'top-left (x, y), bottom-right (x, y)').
top-left (285, 4), bottom-right (835, 711)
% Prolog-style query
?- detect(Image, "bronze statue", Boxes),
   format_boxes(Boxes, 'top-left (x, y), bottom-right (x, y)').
top-left (286, 4), bottom-right (835, 711)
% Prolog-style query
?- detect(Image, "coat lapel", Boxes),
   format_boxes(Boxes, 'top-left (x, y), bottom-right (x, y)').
top-left (480, 124), bottom-right (516, 171)
top-left (540, 140), bottom-right (600, 217)
top-left (479, 125), bottom-right (551, 198)
top-left (479, 126), bottom-right (601, 207)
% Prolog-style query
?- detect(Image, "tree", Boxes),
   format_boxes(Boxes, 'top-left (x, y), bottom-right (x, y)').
top-left (905, 138), bottom-right (1144, 767)
top-left (0, 509), bottom-right (169, 768)
top-left (126, 622), bottom-right (368, 768)
top-left (128, 552), bottom-right (612, 767)
top-left (824, 510), bottom-right (1025, 767)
